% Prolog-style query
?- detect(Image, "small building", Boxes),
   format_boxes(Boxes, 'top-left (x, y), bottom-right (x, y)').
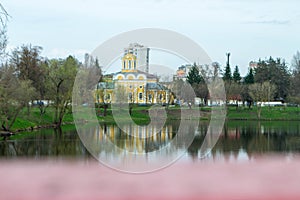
top-left (173, 64), bottom-right (192, 81)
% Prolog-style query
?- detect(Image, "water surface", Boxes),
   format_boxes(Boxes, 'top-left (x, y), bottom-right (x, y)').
top-left (1, 121), bottom-right (300, 162)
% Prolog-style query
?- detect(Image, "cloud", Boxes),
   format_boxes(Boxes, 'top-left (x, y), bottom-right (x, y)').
top-left (245, 19), bottom-right (290, 25)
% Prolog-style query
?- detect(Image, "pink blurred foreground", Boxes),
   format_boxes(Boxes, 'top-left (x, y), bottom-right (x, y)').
top-left (1, 156), bottom-right (300, 200)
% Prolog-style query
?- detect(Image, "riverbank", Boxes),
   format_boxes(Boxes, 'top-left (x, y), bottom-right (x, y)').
top-left (96, 105), bottom-right (300, 123)
top-left (9, 107), bottom-right (74, 132)
top-left (5, 105), bottom-right (300, 133)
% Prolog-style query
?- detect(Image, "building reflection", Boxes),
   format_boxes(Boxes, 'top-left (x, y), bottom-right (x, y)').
top-left (93, 123), bottom-right (175, 154)
top-left (89, 121), bottom-right (300, 161)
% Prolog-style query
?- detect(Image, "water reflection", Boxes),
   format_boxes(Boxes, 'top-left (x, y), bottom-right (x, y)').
top-left (78, 120), bottom-right (198, 172)
top-left (96, 123), bottom-right (176, 154)
top-left (0, 121), bottom-right (300, 162)
top-left (0, 127), bottom-right (90, 159)
top-left (190, 121), bottom-right (300, 161)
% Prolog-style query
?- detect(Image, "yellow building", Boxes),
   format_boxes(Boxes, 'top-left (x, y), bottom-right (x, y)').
top-left (95, 52), bottom-right (173, 105)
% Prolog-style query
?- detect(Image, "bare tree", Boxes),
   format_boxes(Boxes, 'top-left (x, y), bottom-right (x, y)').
top-left (249, 81), bottom-right (276, 119)
top-left (0, 3), bottom-right (9, 60)
top-left (225, 82), bottom-right (243, 108)
top-left (289, 69), bottom-right (300, 105)
top-left (292, 51), bottom-right (300, 74)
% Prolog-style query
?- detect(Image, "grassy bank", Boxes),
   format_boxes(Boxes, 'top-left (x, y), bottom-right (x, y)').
top-left (96, 105), bottom-right (300, 123)
top-left (226, 106), bottom-right (300, 121)
top-left (9, 107), bottom-right (74, 132)
top-left (5, 105), bottom-right (300, 133)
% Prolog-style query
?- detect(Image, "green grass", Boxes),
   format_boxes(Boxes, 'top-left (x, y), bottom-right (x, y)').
top-left (9, 107), bottom-right (74, 131)
top-left (96, 105), bottom-right (300, 124)
top-left (96, 105), bottom-right (151, 124)
top-left (227, 106), bottom-right (300, 120)
top-left (5, 105), bottom-right (300, 133)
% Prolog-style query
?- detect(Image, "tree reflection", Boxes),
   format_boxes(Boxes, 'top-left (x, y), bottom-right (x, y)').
top-left (0, 121), bottom-right (300, 161)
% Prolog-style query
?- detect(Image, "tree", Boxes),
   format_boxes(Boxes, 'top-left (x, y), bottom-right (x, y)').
top-left (193, 83), bottom-right (209, 105)
top-left (287, 52), bottom-right (300, 105)
top-left (254, 57), bottom-right (290, 101)
top-left (186, 63), bottom-right (203, 85)
top-left (225, 66), bottom-right (243, 108)
top-left (82, 54), bottom-right (104, 116)
top-left (171, 79), bottom-right (195, 106)
top-left (185, 63), bottom-right (206, 106)
top-left (171, 79), bottom-right (184, 104)
top-left (10, 45), bottom-right (46, 114)
top-left (226, 82), bottom-right (243, 108)
top-left (233, 65), bottom-right (242, 83)
top-left (196, 63), bottom-right (222, 106)
top-left (0, 65), bottom-right (36, 131)
top-left (288, 71), bottom-right (300, 105)
top-left (181, 82), bottom-right (196, 106)
top-left (186, 63), bottom-right (215, 106)
top-left (82, 54), bottom-right (103, 99)
top-left (249, 81), bottom-right (276, 119)
top-left (244, 68), bottom-right (254, 84)
top-left (222, 61), bottom-right (232, 104)
top-left (11, 45), bottom-right (43, 82)
top-left (223, 64), bottom-right (232, 81)
top-left (291, 51), bottom-right (300, 73)
top-left (0, 3), bottom-right (8, 60)
top-left (47, 56), bottom-right (78, 127)
top-left (37, 60), bottom-right (50, 115)
top-left (242, 68), bottom-right (255, 108)
top-left (288, 51), bottom-right (300, 105)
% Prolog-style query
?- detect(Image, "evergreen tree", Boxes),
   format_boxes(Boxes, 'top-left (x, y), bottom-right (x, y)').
top-left (233, 65), bottom-right (242, 83)
top-left (223, 63), bottom-right (232, 81)
top-left (254, 57), bottom-right (290, 99)
top-left (244, 68), bottom-right (254, 84)
top-left (186, 63), bottom-right (203, 85)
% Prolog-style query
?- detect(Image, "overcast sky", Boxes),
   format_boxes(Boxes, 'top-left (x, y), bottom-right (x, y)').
top-left (2, 0), bottom-right (300, 75)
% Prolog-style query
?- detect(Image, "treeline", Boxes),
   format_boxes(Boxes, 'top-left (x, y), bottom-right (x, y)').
top-left (0, 45), bottom-right (101, 131)
top-left (0, 44), bottom-right (103, 131)
top-left (0, 45), bottom-right (80, 131)
top-left (185, 53), bottom-right (300, 109)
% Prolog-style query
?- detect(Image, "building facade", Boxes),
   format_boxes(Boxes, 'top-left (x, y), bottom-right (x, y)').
top-left (173, 64), bottom-right (192, 81)
top-left (95, 50), bottom-right (172, 105)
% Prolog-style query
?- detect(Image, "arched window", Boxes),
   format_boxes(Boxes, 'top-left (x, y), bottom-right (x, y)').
top-left (128, 60), bottom-right (131, 69)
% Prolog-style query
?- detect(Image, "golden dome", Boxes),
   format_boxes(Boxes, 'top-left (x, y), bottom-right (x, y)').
top-left (123, 53), bottom-right (136, 60)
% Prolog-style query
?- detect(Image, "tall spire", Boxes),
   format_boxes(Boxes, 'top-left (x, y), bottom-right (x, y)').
top-left (226, 52), bottom-right (230, 68)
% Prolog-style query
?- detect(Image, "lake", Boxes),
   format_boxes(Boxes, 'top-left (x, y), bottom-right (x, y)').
top-left (1, 120), bottom-right (300, 164)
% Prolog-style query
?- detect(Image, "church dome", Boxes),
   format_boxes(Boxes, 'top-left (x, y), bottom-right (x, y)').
top-left (123, 53), bottom-right (136, 60)
top-left (122, 53), bottom-right (137, 72)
